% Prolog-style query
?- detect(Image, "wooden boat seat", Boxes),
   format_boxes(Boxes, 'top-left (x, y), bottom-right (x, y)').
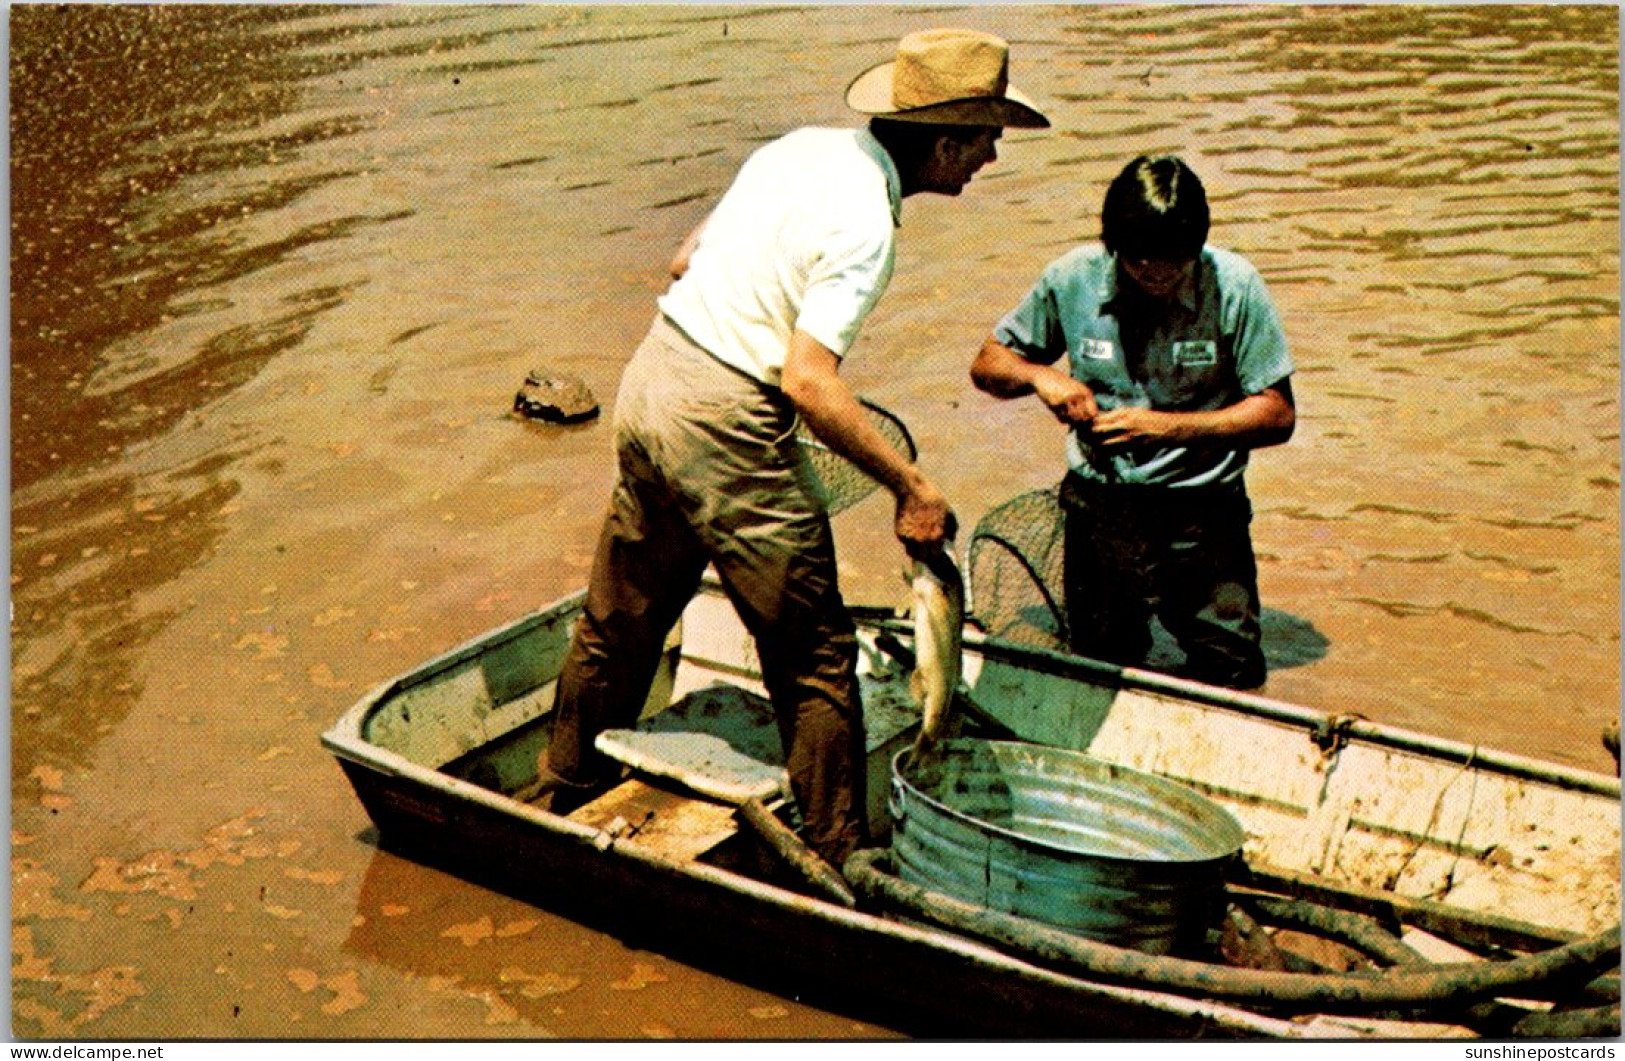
top-left (566, 777), bottom-right (739, 862)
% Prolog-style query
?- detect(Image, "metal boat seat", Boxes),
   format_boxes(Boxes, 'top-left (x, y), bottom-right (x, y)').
top-left (596, 683), bottom-right (789, 804)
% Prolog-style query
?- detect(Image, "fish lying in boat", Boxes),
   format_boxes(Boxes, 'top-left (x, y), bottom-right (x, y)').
top-left (909, 547), bottom-right (965, 756)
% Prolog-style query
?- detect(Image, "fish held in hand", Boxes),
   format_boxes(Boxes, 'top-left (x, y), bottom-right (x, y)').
top-left (909, 547), bottom-right (965, 755)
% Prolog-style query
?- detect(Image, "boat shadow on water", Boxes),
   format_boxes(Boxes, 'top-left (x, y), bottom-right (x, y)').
top-left (342, 827), bottom-right (947, 1037)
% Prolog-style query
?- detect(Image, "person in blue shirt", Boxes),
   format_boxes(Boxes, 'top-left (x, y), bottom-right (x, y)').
top-left (971, 154), bottom-right (1295, 689)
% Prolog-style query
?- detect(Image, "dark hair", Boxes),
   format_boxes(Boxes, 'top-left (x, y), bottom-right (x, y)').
top-left (869, 116), bottom-right (988, 172)
top-left (1100, 155), bottom-right (1210, 262)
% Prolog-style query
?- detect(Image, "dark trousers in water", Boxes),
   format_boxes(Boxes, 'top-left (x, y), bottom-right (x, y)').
top-left (1060, 473), bottom-right (1266, 690)
top-left (547, 315), bottom-right (867, 866)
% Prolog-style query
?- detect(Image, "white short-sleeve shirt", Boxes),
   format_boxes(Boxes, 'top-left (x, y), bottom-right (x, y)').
top-left (657, 127), bottom-right (902, 386)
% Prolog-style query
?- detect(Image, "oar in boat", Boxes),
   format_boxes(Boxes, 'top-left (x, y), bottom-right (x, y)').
top-left (736, 797), bottom-right (857, 909)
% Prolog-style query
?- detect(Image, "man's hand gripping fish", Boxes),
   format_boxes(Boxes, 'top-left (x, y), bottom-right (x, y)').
top-left (909, 546), bottom-right (965, 757)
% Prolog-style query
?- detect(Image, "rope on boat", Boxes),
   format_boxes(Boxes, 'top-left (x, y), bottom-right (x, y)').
top-left (1255, 896), bottom-right (1625, 1036)
top-left (1237, 882), bottom-right (1622, 1008)
top-left (1241, 894), bottom-right (1428, 968)
top-left (844, 849), bottom-right (1621, 1014)
top-left (1240, 896), bottom-right (1538, 1032)
top-left (1573, 974), bottom-right (1623, 1008)
top-left (1510, 1004), bottom-right (1622, 1039)
top-left (1242, 896), bottom-right (1624, 1034)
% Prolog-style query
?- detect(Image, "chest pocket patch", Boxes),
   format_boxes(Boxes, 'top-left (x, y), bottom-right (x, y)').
top-left (1078, 338), bottom-right (1116, 361)
top-left (1173, 340), bottom-right (1218, 367)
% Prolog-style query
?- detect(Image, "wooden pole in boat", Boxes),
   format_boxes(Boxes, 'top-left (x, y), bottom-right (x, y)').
top-left (738, 798), bottom-right (857, 909)
top-left (1232, 861), bottom-right (1580, 953)
top-left (845, 849), bottom-right (1621, 1012)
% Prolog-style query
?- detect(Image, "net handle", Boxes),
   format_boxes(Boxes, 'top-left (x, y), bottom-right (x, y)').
top-left (796, 397), bottom-right (917, 515)
top-left (856, 397), bottom-right (917, 463)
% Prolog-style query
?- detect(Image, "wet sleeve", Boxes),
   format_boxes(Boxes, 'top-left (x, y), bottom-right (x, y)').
top-left (1230, 266), bottom-right (1294, 394)
top-left (992, 273), bottom-right (1065, 365)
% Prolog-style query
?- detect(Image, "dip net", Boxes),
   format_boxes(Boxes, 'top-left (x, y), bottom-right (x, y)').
top-left (965, 486), bottom-right (1070, 650)
top-left (797, 398), bottom-right (916, 516)
top-left (802, 403), bottom-right (1070, 650)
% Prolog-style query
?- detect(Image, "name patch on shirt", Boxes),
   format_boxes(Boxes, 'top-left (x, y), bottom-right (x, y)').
top-left (1078, 339), bottom-right (1116, 361)
top-left (1173, 340), bottom-right (1218, 367)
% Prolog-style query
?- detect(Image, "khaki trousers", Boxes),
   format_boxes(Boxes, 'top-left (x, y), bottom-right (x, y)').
top-left (547, 316), bottom-right (866, 865)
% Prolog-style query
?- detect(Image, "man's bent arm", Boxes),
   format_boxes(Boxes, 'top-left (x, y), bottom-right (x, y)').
top-left (972, 336), bottom-right (1098, 425)
top-left (782, 329), bottom-right (954, 553)
top-left (669, 216), bottom-right (709, 280)
top-left (1091, 381), bottom-right (1296, 450)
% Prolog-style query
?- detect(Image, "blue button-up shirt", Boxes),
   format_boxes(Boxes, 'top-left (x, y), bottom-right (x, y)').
top-left (994, 245), bottom-right (1294, 488)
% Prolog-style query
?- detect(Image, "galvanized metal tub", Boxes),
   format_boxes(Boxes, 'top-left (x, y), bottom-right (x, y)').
top-left (889, 739), bottom-right (1246, 955)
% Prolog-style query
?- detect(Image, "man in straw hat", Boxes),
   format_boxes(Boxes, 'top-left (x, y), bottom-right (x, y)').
top-left (972, 154), bottom-right (1295, 691)
top-left (538, 29), bottom-right (1048, 867)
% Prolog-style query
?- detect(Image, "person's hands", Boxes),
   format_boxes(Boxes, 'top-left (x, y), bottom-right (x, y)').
top-left (1032, 371), bottom-right (1099, 426)
top-left (895, 477), bottom-right (957, 560)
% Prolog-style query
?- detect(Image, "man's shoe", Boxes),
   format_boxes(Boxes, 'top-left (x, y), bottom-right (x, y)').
top-left (516, 764), bottom-right (601, 813)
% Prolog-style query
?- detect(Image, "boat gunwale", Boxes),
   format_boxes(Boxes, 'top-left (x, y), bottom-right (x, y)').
top-left (319, 587), bottom-right (1619, 1038)
top-left (321, 586), bottom-right (1619, 807)
top-left (849, 604), bottom-right (1621, 801)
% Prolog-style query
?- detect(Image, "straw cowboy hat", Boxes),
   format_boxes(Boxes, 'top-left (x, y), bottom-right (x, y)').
top-left (847, 28), bottom-right (1049, 129)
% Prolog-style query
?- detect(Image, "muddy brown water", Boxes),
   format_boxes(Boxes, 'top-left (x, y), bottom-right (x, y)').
top-left (10, 4), bottom-right (1618, 1041)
